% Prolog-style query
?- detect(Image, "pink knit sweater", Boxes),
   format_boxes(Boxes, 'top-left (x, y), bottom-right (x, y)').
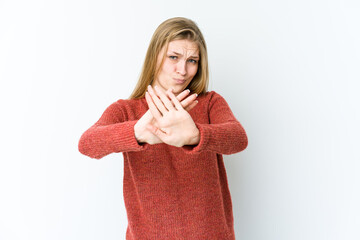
top-left (78, 91), bottom-right (248, 239)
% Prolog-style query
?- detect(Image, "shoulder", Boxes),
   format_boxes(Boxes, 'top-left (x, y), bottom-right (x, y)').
top-left (199, 90), bottom-right (226, 99)
top-left (109, 97), bottom-right (146, 108)
top-left (100, 97), bottom-right (145, 115)
top-left (112, 97), bottom-right (148, 119)
top-left (114, 98), bottom-right (141, 107)
top-left (198, 90), bottom-right (229, 106)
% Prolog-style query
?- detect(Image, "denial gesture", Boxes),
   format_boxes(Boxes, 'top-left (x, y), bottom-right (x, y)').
top-left (144, 85), bottom-right (200, 147)
top-left (134, 86), bottom-right (199, 146)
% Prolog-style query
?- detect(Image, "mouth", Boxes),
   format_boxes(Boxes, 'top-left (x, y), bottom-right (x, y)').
top-left (174, 78), bottom-right (186, 84)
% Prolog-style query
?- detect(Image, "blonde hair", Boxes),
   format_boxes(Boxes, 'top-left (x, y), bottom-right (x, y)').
top-left (129, 17), bottom-right (209, 99)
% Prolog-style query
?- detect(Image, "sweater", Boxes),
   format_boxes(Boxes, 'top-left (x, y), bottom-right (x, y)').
top-left (78, 91), bottom-right (248, 240)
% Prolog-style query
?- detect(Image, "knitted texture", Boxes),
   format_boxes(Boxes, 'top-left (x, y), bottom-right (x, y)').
top-left (78, 91), bottom-right (248, 240)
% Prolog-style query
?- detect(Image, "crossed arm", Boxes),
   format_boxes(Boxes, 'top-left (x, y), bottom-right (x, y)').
top-left (79, 86), bottom-right (248, 159)
top-left (134, 85), bottom-right (200, 148)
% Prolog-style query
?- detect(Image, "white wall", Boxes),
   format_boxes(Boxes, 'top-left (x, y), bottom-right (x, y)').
top-left (1, 0), bottom-right (359, 239)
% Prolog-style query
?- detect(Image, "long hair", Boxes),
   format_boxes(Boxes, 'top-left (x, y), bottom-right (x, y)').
top-left (129, 17), bottom-right (209, 99)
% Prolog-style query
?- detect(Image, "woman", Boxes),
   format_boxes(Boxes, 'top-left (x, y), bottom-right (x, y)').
top-left (78, 17), bottom-right (248, 240)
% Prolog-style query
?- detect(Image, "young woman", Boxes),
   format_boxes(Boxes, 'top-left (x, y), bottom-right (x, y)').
top-left (78, 17), bottom-right (248, 240)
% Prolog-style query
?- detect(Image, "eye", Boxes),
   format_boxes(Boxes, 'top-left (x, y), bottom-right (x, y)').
top-left (188, 59), bottom-right (198, 64)
top-left (169, 56), bottom-right (178, 60)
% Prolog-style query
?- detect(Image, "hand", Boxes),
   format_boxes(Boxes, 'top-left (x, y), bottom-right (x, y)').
top-left (145, 85), bottom-right (200, 147)
top-left (134, 87), bottom-right (198, 145)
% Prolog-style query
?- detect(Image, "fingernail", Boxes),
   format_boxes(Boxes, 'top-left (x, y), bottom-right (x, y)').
top-left (187, 89), bottom-right (190, 92)
top-left (195, 93), bottom-right (198, 97)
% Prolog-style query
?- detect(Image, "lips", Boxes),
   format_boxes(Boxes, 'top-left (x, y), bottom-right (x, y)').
top-left (174, 78), bottom-right (186, 84)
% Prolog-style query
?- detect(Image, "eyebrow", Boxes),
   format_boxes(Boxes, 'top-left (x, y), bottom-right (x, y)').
top-left (168, 51), bottom-right (199, 59)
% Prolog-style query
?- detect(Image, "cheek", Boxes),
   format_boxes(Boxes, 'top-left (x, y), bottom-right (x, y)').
top-left (162, 61), bottom-right (175, 74)
top-left (190, 65), bottom-right (199, 77)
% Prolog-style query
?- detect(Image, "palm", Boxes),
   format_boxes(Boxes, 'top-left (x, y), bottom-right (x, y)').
top-left (134, 110), bottom-right (162, 144)
top-left (145, 85), bottom-right (200, 147)
top-left (134, 87), bottom-right (198, 145)
top-left (153, 108), bottom-right (197, 147)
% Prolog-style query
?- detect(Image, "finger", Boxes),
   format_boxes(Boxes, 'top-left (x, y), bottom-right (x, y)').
top-left (147, 85), bottom-right (167, 115)
top-left (146, 124), bottom-right (168, 139)
top-left (179, 93), bottom-right (198, 109)
top-left (154, 85), bottom-right (175, 111)
top-left (145, 91), bottom-right (162, 120)
top-left (184, 100), bottom-right (198, 112)
top-left (176, 89), bottom-right (191, 102)
top-left (166, 88), bottom-right (177, 109)
top-left (168, 89), bottom-right (184, 110)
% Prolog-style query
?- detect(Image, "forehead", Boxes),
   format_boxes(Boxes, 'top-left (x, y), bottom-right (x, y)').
top-left (167, 39), bottom-right (199, 54)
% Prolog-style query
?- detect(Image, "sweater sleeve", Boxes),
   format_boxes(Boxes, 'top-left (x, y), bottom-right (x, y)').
top-left (78, 101), bottom-right (147, 159)
top-left (182, 92), bottom-right (248, 155)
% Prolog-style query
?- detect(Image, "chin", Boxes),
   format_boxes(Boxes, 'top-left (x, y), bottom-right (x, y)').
top-left (172, 86), bottom-right (184, 94)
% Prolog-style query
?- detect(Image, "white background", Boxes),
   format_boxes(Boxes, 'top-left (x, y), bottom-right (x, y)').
top-left (1, 0), bottom-right (359, 239)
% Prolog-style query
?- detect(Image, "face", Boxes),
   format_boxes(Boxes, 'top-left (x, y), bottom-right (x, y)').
top-left (152, 39), bottom-right (199, 95)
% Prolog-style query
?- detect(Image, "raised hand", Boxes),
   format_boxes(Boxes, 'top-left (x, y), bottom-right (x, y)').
top-left (134, 87), bottom-right (198, 145)
top-left (145, 85), bottom-right (200, 147)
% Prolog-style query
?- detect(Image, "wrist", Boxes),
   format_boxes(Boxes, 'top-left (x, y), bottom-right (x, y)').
top-left (134, 123), bottom-right (143, 143)
top-left (187, 127), bottom-right (200, 146)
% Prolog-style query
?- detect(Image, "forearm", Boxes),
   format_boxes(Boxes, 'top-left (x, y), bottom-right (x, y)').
top-left (78, 120), bottom-right (145, 159)
top-left (182, 121), bottom-right (248, 155)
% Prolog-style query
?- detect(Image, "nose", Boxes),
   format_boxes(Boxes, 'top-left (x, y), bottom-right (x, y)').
top-left (176, 60), bottom-right (187, 76)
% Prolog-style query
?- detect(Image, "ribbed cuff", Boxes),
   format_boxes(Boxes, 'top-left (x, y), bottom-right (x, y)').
top-left (112, 120), bottom-right (149, 152)
top-left (181, 123), bottom-right (210, 154)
